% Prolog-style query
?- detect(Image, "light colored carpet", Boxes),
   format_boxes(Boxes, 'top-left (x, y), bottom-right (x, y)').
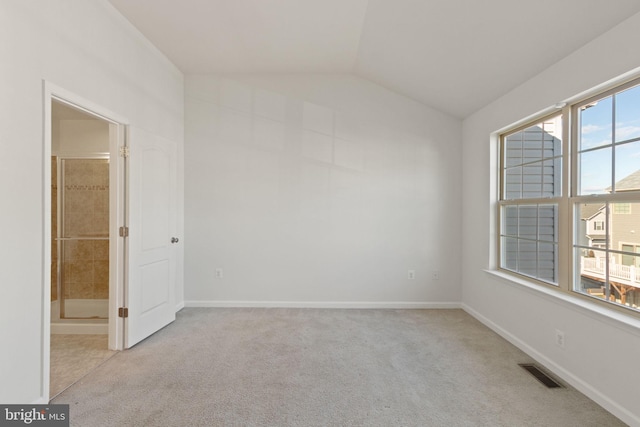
top-left (52, 308), bottom-right (625, 426)
top-left (50, 334), bottom-right (116, 398)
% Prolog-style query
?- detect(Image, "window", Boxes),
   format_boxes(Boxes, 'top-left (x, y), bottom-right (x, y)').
top-left (619, 244), bottom-right (640, 268)
top-left (499, 78), bottom-right (640, 313)
top-left (499, 115), bottom-right (561, 284)
top-left (613, 203), bottom-right (631, 214)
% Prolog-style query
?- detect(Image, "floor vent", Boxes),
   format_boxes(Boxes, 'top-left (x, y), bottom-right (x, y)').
top-left (519, 364), bottom-right (563, 388)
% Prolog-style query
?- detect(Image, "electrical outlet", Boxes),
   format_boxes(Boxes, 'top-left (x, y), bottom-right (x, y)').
top-left (555, 329), bottom-right (565, 348)
top-left (432, 271), bottom-right (440, 281)
top-left (215, 268), bottom-right (223, 279)
top-left (408, 270), bottom-right (415, 280)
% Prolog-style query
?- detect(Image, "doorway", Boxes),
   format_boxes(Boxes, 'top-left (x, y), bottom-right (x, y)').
top-left (44, 85), bottom-right (129, 401)
top-left (49, 101), bottom-right (117, 397)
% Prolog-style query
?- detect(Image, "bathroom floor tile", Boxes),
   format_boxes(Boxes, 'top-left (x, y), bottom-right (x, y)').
top-left (50, 334), bottom-right (116, 399)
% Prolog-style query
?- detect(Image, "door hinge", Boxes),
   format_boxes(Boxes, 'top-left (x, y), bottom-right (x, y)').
top-left (118, 307), bottom-right (129, 318)
top-left (119, 145), bottom-right (130, 158)
top-left (119, 226), bottom-right (129, 237)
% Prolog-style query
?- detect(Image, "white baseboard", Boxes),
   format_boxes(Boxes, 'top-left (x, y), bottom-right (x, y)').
top-left (176, 301), bottom-right (185, 311)
top-left (184, 300), bottom-right (461, 309)
top-left (461, 303), bottom-right (639, 427)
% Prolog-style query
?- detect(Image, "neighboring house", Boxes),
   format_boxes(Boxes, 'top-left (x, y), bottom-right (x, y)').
top-left (581, 169), bottom-right (640, 263)
top-left (610, 169), bottom-right (640, 268)
top-left (582, 204), bottom-right (606, 247)
top-left (580, 169), bottom-right (640, 307)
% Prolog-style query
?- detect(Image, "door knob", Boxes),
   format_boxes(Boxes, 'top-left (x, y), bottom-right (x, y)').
top-left (171, 237), bottom-right (179, 243)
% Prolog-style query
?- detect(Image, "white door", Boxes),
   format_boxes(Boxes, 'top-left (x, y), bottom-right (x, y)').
top-left (126, 127), bottom-right (178, 347)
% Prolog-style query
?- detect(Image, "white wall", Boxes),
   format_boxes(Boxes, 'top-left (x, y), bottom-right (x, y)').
top-left (184, 74), bottom-right (461, 306)
top-left (53, 119), bottom-right (109, 155)
top-left (462, 11), bottom-right (640, 426)
top-left (0, 1), bottom-right (183, 403)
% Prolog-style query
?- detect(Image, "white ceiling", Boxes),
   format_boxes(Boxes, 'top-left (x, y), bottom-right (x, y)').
top-left (108, 0), bottom-right (640, 118)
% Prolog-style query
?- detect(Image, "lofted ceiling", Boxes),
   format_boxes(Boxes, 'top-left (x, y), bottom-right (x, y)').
top-left (108, 0), bottom-right (640, 118)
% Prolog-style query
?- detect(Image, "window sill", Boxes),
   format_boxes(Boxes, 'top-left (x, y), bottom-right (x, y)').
top-left (484, 269), bottom-right (640, 336)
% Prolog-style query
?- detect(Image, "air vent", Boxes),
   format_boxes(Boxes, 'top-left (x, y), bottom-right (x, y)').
top-left (519, 364), bottom-right (563, 388)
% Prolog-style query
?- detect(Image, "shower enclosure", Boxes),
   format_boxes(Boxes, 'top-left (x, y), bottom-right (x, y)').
top-left (51, 156), bottom-right (109, 331)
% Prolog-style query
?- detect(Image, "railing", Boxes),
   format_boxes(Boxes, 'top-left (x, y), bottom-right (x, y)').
top-left (581, 257), bottom-right (640, 289)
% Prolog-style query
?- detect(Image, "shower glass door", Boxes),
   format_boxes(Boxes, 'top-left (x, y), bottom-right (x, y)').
top-left (58, 158), bottom-right (109, 319)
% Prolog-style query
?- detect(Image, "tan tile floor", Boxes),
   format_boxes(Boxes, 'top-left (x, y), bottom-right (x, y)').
top-left (50, 334), bottom-right (116, 399)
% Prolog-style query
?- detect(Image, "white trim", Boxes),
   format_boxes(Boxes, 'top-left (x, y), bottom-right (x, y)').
top-left (184, 300), bottom-right (461, 309)
top-left (47, 84), bottom-right (128, 125)
top-left (461, 302), bottom-right (639, 427)
top-left (41, 83), bottom-right (52, 405)
top-left (176, 301), bottom-right (185, 312)
top-left (485, 270), bottom-right (640, 336)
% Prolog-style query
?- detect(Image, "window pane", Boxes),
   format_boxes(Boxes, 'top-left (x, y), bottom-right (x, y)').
top-left (503, 115), bottom-right (561, 200)
top-left (611, 202), bottom-right (640, 253)
top-left (503, 205), bottom-right (518, 236)
top-left (505, 121), bottom-right (561, 164)
top-left (575, 201), bottom-right (640, 312)
top-left (576, 203), bottom-right (607, 248)
top-left (579, 96), bottom-right (612, 150)
top-left (500, 204), bottom-right (558, 284)
top-left (518, 205), bottom-right (538, 239)
top-left (576, 247), bottom-right (608, 299)
top-left (504, 137), bottom-right (523, 167)
top-left (504, 166), bottom-right (522, 199)
top-left (614, 84), bottom-right (640, 143)
top-left (609, 255), bottom-right (640, 308)
top-left (502, 205), bottom-right (558, 241)
top-left (615, 142), bottom-right (640, 189)
top-left (504, 159), bottom-right (560, 199)
top-left (538, 241), bottom-right (558, 282)
top-left (579, 147), bottom-right (611, 194)
top-left (538, 204), bottom-right (558, 243)
top-left (502, 236), bottom-right (518, 270)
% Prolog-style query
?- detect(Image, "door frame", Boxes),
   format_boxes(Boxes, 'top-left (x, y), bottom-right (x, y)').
top-left (42, 81), bottom-right (129, 401)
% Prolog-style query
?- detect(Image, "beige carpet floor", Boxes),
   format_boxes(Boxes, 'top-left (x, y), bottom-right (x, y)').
top-left (52, 308), bottom-right (625, 426)
top-left (50, 334), bottom-right (116, 398)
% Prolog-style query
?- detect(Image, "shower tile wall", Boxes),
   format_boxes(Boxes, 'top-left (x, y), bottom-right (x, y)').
top-left (60, 159), bottom-right (109, 305)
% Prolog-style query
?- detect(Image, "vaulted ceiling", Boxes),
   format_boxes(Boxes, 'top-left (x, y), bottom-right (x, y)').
top-left (108, 0), bottom-right (640, 118)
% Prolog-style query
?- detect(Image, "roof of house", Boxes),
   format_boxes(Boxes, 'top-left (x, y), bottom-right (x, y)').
top-left (614, 169), bottom-right (640, 192)
top-left (580, 204), bottom-right (605, 221)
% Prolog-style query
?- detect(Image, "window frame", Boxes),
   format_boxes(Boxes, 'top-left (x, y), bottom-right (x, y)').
top-left (497, 111), bottom-right (566, 288)
top-left (497, 76), bottom-right (640, 316)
